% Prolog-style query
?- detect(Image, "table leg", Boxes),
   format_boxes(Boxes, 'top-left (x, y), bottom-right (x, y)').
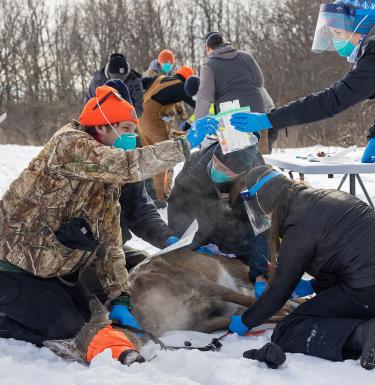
top-left (337, 174), bottom-right (348, 191)
top-left (356, 175), bottom-right (374, 209)
top-left (349, 174), bottom-right (356, 196)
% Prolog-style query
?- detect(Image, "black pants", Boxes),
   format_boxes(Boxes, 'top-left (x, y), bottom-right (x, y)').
top-left (271, 283), bottom-right (375, 361)
top-left (0, 271), bottom-right (91, 347)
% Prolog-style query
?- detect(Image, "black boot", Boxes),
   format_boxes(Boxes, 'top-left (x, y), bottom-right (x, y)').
top-left (345, 318), bottom-right (375, 370)
top-left (243, 342), bottom-right (286, 369)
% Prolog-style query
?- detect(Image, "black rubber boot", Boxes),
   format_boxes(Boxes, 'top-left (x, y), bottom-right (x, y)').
top-left (345, 318), bottom-right (375, 370)
top-left (118, 350), bottom-right (145, 366)
top-left (243, 342), bottom-right (286, 369)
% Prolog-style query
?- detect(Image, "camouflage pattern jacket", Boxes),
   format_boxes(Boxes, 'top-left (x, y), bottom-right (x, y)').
top-left (0, 121), bottom-right (186, 300)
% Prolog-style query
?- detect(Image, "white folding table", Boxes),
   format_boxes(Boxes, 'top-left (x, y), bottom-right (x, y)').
top-left (263, 153), bottom-right (375, 208)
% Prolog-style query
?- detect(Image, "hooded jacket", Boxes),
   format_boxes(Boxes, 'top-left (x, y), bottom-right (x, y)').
top-left (85, 68), bottom-right (144, 117)
top-left (143, 59), bottom-right (164, 77)
top-left (195, 44), bottom-right (266, 119)
top-left (0, 121), bottom-right (185, 300)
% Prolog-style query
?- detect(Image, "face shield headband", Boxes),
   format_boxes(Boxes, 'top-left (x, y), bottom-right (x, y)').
top-left (312, 3), bottom-right (375, 53)
top-left (241, 171), bottom-right (282, 236)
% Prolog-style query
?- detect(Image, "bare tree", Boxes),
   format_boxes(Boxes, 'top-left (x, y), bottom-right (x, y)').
top-left (0, 0), bottom-right (371, 147)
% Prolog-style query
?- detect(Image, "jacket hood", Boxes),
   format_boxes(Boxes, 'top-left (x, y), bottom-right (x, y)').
top-left (149, 59), bottom-right (161, 73)
top-left (208, 44), bottom-right (238, 60)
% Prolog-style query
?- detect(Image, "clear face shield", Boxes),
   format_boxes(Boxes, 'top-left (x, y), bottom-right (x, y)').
top-left (240, 171), bottom-right (282, 236)
top-left (312, 3), bottom-right (356, 53)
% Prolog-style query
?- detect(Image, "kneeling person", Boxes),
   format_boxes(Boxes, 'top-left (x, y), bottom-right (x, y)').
top-left (0, 85), bottom-right (206, 365)
top-left (168, 142), bottom-right (270, 285)
top-left (229, 166), bottom-right (375, 370)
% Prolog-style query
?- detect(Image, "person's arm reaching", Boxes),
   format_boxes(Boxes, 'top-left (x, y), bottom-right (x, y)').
top-left (47, 129), bottom-right (187, 184)
top-left (230, 224), bottom-right (315, 334)
top-left (230, 44), bottom-right (375, 132)
top-left (120, 182), bottom-right (174, 248)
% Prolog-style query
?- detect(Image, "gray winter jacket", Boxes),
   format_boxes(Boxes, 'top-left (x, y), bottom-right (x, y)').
top-left (85, 68), bottom-right (144, 117)
top-left (195, 45), bottom-right (266, 119)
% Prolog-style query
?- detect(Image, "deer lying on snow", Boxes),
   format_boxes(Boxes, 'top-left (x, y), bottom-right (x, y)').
top-left (45, 249), bottom-right (293, 363)
top-left (130, 249), bottom-right (256, 336)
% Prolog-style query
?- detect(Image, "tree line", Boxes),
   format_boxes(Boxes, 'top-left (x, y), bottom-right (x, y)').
top-left (0, 0), bottom-right (371, 147)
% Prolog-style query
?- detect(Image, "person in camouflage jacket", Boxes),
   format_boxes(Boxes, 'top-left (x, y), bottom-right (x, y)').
top-left (0, 85), bottom-right (195, 365)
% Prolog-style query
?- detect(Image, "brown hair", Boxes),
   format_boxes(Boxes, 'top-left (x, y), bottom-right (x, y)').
top-left (229, 168), bottom-right (308, 279)
top-left (269, 183), bottom-right (308, 277)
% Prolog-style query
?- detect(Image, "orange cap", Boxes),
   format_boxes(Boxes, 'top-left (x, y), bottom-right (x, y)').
top-left (79, 85), bottom-right (138, 126)
top-left (176, 66), bottom-right (194, 80)
top-left (157, 49), bottom-right (175, 65)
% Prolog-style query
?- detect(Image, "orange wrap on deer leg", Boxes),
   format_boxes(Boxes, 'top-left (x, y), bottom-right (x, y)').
top-left (86, 325), bottom-right (137, 362)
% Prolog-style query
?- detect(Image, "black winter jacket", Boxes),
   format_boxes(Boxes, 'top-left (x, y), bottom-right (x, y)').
top-left (85, 69), bottom-right (144, 117)
top-left (269, 28), bottom-right (375, 131)
top-left (141, 74), bottom-right (196, 108)
top-left (167, 142), bottom-right (263, 252)
top-left (242, 188), bottom-right (375, 329)
top-left (120, 182), bottom-right (173, 249)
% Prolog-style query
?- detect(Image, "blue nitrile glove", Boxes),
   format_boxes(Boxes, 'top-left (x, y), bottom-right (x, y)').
top-left (165, 236), bottom-right (180, 246)
top-left (186, 117), bottom-right (219, 148)
top-left (229, 315), bottom-right (249, 336)
top-left (361, 137), bottom-right (375, 163)
top-left (291, 278), bottom-right (315, 299)
top-left (195, 245), bottom-right (215, 255)
top-left (255, 281), bottom-right (267, 300)
top-left (109, 305), bottom-right (142, 330)
top-left (230, 112), bottom-right (272, 133)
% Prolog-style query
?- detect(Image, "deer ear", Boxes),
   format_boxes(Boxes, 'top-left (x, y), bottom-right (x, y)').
top-left (88, 296), bottom-right (109, 323)
top-left (43, 338), bottom-right (85, 363)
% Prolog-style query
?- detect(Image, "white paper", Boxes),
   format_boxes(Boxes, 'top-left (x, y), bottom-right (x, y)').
top-left (216, 100), bottom-right (257, 154)
top-left (152, 219), bottom-right (198, 257)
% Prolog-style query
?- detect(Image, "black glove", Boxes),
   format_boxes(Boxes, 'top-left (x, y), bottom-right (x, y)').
top-left (243, 342), bottom-right (286, 369)
top-left (55, 218), bottom-right (100, 251)
top-left (180, 120), bottom-right (192, 132)
top-left (312, 274), bottom-right (338, 293)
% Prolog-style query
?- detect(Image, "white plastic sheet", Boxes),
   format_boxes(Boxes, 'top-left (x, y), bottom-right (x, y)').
top-left (152, 219), bottom-right (198, 257)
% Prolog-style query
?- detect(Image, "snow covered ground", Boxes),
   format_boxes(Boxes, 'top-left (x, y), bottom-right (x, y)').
top-left (0, 144), bottom-right (374, 385)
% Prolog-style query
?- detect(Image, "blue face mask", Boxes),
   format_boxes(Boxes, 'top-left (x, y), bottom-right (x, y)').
top-left (333, 39), bottom-right (356, 57)
top-left (161, 63), bottom-right (173, 74)
top-left (210, 166), bottom-right (233, 184)
top-left (113, 133), bottom-right (137, 151)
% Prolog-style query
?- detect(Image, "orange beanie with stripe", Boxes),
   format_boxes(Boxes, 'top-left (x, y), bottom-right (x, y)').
top-left (176, 66), bottom-right (194, 80)
top-left (80, 85), bottom-right (138, 127)
top-left (86, 325), bottom-right (142, 364)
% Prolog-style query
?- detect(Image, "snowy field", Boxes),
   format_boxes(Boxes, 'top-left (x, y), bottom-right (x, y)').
top-left (0, 144), bottom-right (374, 385)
